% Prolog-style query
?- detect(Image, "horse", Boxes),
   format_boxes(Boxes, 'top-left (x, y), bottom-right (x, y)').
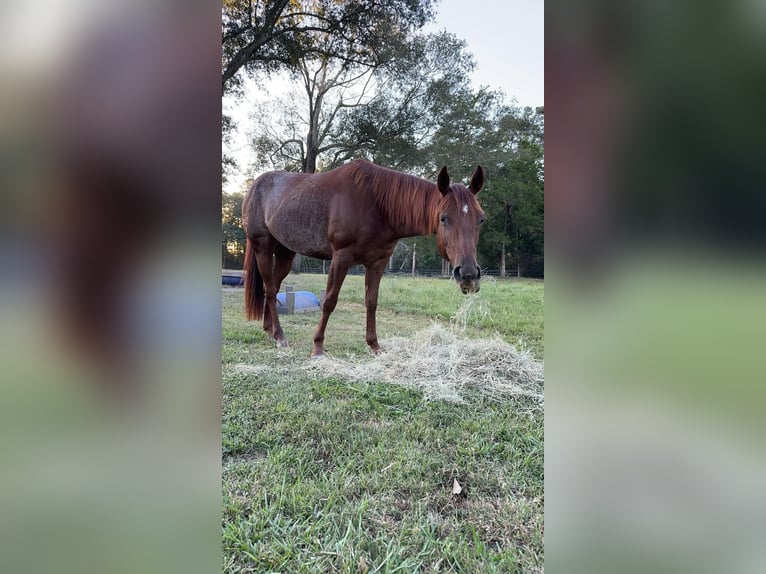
top-left (242, 159), bottom-right (485, 357)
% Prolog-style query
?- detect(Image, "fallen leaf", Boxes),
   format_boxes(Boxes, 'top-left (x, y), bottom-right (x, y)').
top-left (452, 478), bottom-right (462, 495)
top-left (358, 555), bottom-right (368, 573)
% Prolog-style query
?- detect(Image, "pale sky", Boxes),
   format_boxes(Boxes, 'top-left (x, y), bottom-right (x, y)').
top-left (223, 0), bottom-right (543, 193)
top-left (424, 0), bottom-right (543, 107)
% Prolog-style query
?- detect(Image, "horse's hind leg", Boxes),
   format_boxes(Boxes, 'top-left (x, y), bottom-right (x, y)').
top-left (262, 244), bottom-right (295, 343)
top-left (252, 241), bottom-right (288, 347)
top-left (273, 244), bottom-right (296, 292)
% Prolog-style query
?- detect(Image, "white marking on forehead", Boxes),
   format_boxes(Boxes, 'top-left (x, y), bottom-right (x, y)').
top-left (462, 204), bottom-right (469, 215)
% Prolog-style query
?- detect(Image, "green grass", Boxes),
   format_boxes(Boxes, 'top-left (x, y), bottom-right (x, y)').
top-left (222, 274), bottom-right (544, 573)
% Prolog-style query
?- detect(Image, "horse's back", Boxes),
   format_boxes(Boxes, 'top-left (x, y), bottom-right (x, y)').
top-left (244, 170), bottom-right (336, 258)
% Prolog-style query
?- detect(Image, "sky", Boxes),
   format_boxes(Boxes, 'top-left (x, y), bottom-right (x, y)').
top-left (223, 0), bottom-right (544, 193)
top-left (423, 0), bottom-right (543, 107)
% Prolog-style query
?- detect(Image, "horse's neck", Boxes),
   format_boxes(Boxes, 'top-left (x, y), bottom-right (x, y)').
top-left (384, 183), bottom-right (441, 239)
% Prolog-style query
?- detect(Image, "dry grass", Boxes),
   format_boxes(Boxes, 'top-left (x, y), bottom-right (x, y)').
top-left (303, 296), bottom-right (544, 408)
top-left (227, 364), bottom-right (271, 377)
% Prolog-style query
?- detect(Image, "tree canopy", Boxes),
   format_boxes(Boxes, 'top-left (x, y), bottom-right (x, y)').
top-left (222, 0), bottom-right (435, 92)
top-left (250, 31), bottom-right (482, 175)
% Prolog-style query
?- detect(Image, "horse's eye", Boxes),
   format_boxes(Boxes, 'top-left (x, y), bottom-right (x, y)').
top-left (439, 214), bottom-right (447, 224)
top-left (479, 217), bottom-right (485, 225)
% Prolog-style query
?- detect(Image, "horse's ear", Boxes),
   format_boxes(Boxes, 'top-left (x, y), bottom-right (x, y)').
top-left (437, 166), bottom-right (450, 194)
top-left (469, 165), bottom-right (484, 194)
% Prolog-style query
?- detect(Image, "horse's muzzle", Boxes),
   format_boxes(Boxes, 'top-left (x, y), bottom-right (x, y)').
top-left (453, 266), bottom-right (481, 294)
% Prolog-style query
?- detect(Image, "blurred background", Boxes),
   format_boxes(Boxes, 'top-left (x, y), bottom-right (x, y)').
top-left (0, 2), bottom-right (220, 573)
top-left (546, 0), bottom-right (766, 573)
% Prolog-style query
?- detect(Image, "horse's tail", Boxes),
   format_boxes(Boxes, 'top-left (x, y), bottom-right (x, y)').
top-left (244, 236), bottom-right (264, 321)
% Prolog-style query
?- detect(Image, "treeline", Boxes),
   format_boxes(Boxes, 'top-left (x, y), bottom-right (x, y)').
top-left (222, 0), bottom-right (543, 277)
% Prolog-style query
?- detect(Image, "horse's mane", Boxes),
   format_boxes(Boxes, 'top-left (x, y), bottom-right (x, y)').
top-left (347, 160), bottom-right (440, 234)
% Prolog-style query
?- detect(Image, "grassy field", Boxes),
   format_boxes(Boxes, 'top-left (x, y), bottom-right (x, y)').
top-left (222, 274), bottom-right (544, 573)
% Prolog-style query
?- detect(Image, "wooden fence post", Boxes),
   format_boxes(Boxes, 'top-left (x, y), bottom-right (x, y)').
top-left (285, 285), bottom-right (295, 314)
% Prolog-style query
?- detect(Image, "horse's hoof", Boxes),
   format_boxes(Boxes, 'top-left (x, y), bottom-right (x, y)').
top-left (311, 345), bottom-right (325, 358)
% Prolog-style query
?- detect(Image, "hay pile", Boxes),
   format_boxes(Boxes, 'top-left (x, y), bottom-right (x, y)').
top-left (303, 298), bottom-right (544, 409)
top-left (227, 364), bottom-right (271, 377)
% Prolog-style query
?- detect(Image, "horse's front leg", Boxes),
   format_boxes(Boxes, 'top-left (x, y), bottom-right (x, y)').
top-left (312, 251), bottom-right (353, 357)
top-left (363, 258), bottom-right (388, 354)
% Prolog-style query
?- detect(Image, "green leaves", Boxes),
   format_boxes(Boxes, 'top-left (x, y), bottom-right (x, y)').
top-left (222, 0), bottom-right (437, 90)
top-left (222, 190), bottom-right (247, 268)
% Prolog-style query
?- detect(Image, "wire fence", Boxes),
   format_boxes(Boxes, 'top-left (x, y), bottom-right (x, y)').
top-left (222, 247), bottom-right (537, 278)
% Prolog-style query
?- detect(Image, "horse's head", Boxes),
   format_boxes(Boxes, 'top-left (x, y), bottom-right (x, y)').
top-left (435, 165), bottom-right (485, 294)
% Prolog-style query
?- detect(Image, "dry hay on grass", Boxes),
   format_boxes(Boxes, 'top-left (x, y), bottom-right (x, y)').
top-left (303, 297), bottom-right (544, 409)
top-left (227, 363), bottom-right (271, 377)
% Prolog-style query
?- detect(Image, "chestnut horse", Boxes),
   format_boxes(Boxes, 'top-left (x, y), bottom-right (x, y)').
top-left (242, 159), bottom-right (485, 356)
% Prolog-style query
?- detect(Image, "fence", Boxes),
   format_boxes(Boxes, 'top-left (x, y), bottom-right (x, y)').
top-left (289, 266), bottom-right (520, 278)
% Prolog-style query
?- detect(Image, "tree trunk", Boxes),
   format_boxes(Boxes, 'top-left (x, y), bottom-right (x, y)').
top-left (500, 241), bottom-right (506, 277)
top-left (303, 82), bottom-right (323, 174)
top-left (502, 203), bottom-right (513, 278)
top-left (303, 132), bottom-right (318, 173)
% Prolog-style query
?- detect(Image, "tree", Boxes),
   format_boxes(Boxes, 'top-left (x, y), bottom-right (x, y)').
top-left (478, 108), bottom-right (544, 277)
top-left (222, 113), bottom-right (239, 187)
top-left (251, 31), bottom-right (479, 174)
top-left (222, 0), bottom-right (435, 92)
top-left (253, 55), bottom-right (384, 174)
top-left (329, 31), bottom-right (479, 172)
top-left (222, 189), bottom-right (248, 268)
top-left (222, 1), bottom-right (436, 191)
